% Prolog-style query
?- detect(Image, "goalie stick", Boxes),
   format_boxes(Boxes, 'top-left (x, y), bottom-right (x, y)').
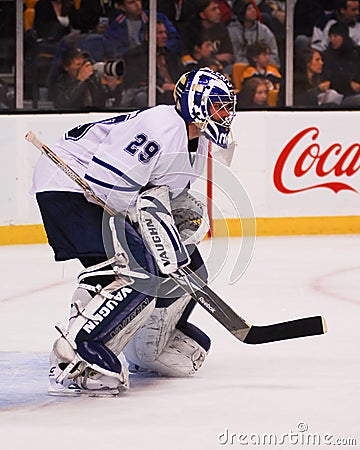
top-left (172, 266), bottom-right (326, 344)
top-left (25, 130), bottom-right (327, 344)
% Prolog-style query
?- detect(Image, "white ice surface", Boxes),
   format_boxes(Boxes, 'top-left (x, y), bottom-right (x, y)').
top-left (0, 236), bottom-right (359, 449)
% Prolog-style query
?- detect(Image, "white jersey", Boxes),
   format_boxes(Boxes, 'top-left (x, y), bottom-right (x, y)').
top-left (32, 105), bottom-right (208, 213)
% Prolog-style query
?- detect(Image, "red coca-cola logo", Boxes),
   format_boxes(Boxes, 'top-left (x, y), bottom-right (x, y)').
top-left (273, 126), bottom-right (360, 194)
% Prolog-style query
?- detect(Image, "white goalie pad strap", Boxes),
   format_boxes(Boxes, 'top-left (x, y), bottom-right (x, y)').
top-left (78, 277), bottom-right (135, 301)
top-left (171, 189), bottom-right (210, 245)
top-left (77, 229), bottom-right (149, 283)
top-left (137, 186), bottom-right (190, 274)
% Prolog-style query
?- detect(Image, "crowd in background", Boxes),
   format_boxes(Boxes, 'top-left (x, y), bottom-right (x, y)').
top-left (1, 0), bottom-right (360, 110)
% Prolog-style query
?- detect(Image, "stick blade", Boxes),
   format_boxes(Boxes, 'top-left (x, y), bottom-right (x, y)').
top-left (243, 316), bottom-right (327, 344)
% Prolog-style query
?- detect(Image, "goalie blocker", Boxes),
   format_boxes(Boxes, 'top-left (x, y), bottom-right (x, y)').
top-left (137, 186), bottom-right (190, 274)
top-left (137, 185), bottom-right (210, 274)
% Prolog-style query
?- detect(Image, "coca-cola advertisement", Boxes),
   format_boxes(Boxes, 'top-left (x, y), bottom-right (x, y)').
top-left (227, 112), bottom-right (360, 219)
top-left (273, 125), bottom-right (360, 195)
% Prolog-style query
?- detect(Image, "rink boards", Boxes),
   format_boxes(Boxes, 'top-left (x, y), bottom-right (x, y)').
top-left (1, 110), bottom-right (360, 244)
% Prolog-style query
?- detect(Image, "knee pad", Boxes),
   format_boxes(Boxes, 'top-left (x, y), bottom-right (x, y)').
top-left (123, 294), bottom-right (210, 376)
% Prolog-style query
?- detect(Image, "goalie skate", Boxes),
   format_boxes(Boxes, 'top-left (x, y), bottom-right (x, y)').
top-left (48, 348), bottom-right (129, 398)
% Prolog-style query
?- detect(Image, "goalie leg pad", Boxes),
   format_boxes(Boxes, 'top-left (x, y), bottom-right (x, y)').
top-left (49, 278), bottom-right (156, 395)
top-left (68, 217), bottom-right (159, 369)
top-left (124, 293), bottom-right (190, 364)
top-left (68, 286), bottom-right (156, 371)
top-left (144, 328), bottom-right (208, 377)
top-left (49, 216), bottom-right (160, 396)
top-left (123, 293), bottom-right (210, 376)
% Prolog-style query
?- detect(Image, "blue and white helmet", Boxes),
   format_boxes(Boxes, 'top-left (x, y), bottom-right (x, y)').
top-left (174, 68), bottom-right (236, 148)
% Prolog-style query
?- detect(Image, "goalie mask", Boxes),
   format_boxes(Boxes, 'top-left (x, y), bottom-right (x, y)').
top-left (174, 68), bottom-right (236, 148)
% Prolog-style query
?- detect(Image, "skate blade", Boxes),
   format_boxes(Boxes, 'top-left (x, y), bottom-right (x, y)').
top-left (48, 385), bottom-right (127, 398)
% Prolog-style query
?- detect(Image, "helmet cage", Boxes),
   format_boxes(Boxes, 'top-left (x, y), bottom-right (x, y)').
top-left (175, 68), bottom-right (236, 148)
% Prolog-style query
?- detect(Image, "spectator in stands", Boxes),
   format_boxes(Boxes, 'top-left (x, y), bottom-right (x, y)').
top-left (242, 40), bottom-right (282, 90)
top-left (50, 47), bottom-right (107, 109)
top-left (293, 47), bottom-right (341, 107)
top-left (322, 22), bottom-right (360, 106)
top-left (218, 0), bottom-right (235, 25)
top-left (105, 0), bottom-right (181, 59)
top-left (72, 0), bottom-right (117, 34)
top-left (312, 0), bottom-right (360, 52)
top-left (120, 20), bottom-right (183, 108)
top-left (257, 1), bottom-right (285, 25)
top-left (29, 0), bottom-right (78, 105)
top-left (181, 35), bottom-right (224, 73)
top-left (182, 0), bottom-right (234, 71)
top-left (236, 77), bottom-right (269, 107)
top-left (32, 0), bottom-right (77, 71)
top-left (254, 1), bottom-right (285, 30)
top-left (254, 1), bottom-right (285, 68)
top-left (47, 17), bottom-right (114, 88)
top-left (141, 0), bottom-right (197, 36)
top-left (34, 0), bottom-right (76, 44)
top-left (294, 0), bottom-right (334, 56)
top-left (228, 0), bottom-right (280, 67)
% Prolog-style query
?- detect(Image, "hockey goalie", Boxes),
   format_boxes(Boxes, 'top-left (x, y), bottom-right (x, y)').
top-left (31, 68), bottom-right (237, 396)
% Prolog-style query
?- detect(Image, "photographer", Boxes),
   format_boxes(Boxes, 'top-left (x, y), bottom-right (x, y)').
top-left (120, 20), bottom-right (182, 108)
top-left (50, 47), bottom-right (108, 110)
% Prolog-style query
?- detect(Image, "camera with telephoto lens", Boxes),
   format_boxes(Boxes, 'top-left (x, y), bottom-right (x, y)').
top-left (92, 60), bottom-right (124, 77)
